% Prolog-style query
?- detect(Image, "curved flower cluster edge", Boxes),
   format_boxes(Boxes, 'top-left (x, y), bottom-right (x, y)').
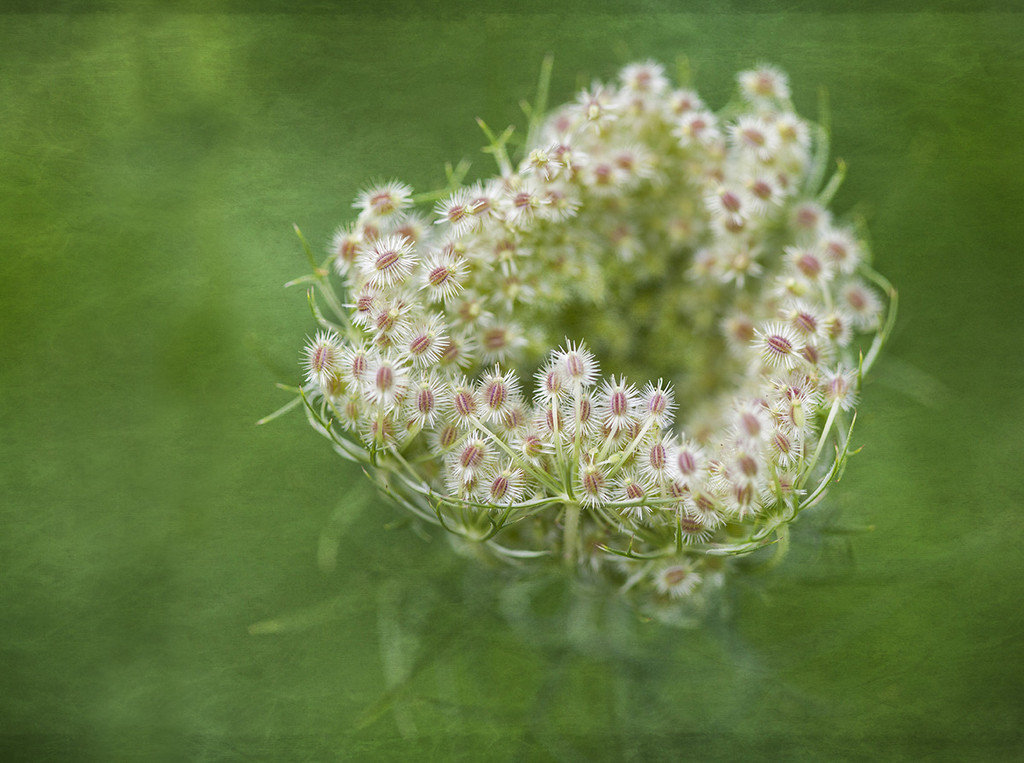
top-left (271, 58), bottom-right (897, 612)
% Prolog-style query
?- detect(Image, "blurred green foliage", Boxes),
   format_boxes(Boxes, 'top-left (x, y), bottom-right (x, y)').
top-left (2, 8), bottom-right (1022, 761)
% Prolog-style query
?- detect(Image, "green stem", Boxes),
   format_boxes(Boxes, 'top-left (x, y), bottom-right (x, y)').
top-left (563, 501), bottom-right (581, 567)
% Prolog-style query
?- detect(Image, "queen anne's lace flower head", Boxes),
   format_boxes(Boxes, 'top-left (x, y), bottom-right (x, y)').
top-left (278, 58), bottom-right (896, 620)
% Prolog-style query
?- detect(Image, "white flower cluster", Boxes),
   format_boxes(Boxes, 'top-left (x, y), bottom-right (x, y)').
top-left (287, 60), bottom-right (894, 612)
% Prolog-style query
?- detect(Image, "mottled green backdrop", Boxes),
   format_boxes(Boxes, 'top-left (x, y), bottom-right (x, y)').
top-left (2, 5), bottom-right (1022, 761)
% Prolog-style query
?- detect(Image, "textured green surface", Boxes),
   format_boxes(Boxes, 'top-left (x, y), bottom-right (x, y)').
top-left (2, 8), bottom-right (1022, 761)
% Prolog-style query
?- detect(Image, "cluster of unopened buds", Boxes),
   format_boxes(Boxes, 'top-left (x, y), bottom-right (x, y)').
top-left (273, 58), bottom-right (895, 619)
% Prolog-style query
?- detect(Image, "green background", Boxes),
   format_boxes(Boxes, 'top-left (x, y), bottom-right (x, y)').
top-left (3, 5), bottom-right (1022, 760)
